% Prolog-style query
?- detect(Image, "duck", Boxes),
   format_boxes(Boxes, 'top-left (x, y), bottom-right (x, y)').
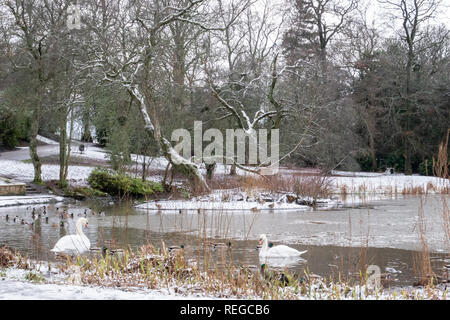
top-left (260, 264), bottom-right (298, 286)
top-left (212, 241), bottom-right (232, 250)
top-left (51, 218), bottom-right (90, 255)
top-left (380, 273), bottom-right (396, 287)
top-left (169, 245), bottom-right (185, 255)
top-left (90, 246), bottom-right (124, 258)
top-left (258, 234), bottom-right (307, 258)
top-left (104, 247), bottom-right (124, 257)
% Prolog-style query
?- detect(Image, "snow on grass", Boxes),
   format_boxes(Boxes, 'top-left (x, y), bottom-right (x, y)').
top-left (2, 136), bottom-right (449, 198)
top-left (36, 135), bottom-right (59, 145)
top-left (0, 267), bottom-right (215, 300)
top-left (331, 172), bottom-right (449, 194)
top-left (0, 159), bottom-right (95, 185)
top-left (1, 263), bottom-right (447, 300)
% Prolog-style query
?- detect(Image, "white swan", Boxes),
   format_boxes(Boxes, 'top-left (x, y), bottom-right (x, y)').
top-left (258, 234), bottom-right (307, 258)
top-left (51, 218), bottom-right (90, 255)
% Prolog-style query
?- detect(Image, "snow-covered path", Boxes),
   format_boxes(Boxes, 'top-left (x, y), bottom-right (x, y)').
top-left (0, 136), bottom-right (108, 162)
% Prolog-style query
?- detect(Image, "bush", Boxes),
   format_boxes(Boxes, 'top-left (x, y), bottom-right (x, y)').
top-left (356, 153), bottom-right (374, 172)
top-left (0, 107), bottom-right (30, 150)
top-left (88, 168), bottom-right (163, 197)
top-left (418, 159), bottom-right (433, 176)
top-left (379, 153), bottom-right (404, 173)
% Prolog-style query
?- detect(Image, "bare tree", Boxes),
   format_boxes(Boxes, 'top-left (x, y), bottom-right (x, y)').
top-left (80, 0), bottom-right (222, 192)
top-left (379, 0), bottom-right (442, 174)
top-left (1, 0), bottom-right (72, 184)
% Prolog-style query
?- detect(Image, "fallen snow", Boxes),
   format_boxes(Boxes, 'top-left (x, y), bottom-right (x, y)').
top-left (0, 159), bottom-right (95, 185)
top-left (36, 135), bottom-right (59, 145)
top-left (331, 174), bottom-right (449, 194)
top-left (0, 268), bottom-right (214, 300)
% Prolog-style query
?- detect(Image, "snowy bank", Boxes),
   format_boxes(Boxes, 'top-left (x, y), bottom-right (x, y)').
top-left (0, 268), bottom-right (214, 300)
top-left (0, 194), bottom-right (65, 208)
top-left (0, 160), bottom-right (95, 185)
top-left (331, 171), bottom-right (449, 194)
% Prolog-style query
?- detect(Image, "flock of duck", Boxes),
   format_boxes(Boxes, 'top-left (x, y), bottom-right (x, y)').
top-left (4, 205), bottom-right (105, 255)
top-left (4, 205), bottom-right (307, 259)
top-left (4, 205), bottom-right (311, 284)
top-left (5, 205), bottom-right (104, 228)
top-left (5, 203), bottom-right (309, 255)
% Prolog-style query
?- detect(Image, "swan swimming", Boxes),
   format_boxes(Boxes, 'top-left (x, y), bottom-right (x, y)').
top-left (51, 218), bottom-right (90, 255)
top-left (258, 234), bottom-right (307, 258)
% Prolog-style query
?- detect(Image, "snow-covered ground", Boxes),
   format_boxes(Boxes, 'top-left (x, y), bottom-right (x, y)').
top-left (331, 173), bottom-right (449, 194)
top-left (0, 264), bottom-right (447, 300)
top-left (0, 159), bottom-right (95, 185)
top-left (0, 267), bottom-right (214, 300)
top-left (1, 135), bottom-right (448, 195)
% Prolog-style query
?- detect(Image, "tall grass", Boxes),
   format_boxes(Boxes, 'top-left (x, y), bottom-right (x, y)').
top-left (412, 197), bottom-right (434, 286)
top-left (208, 174), bottom-right (334, 202)
top-left (433, 129), bottom-right (449, 179)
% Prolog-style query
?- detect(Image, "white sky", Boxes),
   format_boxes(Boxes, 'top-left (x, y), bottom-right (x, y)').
top-left (366, 0), bottom-right (450, 30)
top-left (255, 0), bottom-right (450, 31)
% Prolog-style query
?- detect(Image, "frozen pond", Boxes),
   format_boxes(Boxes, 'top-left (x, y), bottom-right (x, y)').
top-left (0, 194), bottom-right (448, 287)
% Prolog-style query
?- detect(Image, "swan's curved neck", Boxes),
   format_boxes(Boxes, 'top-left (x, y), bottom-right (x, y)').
top-left (76, 221), bottom-right (85, 236)
top-left (261, 237), bottom-right (268, 253)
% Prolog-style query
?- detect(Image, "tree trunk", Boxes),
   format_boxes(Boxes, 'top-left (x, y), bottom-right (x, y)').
top-left (81, 105), bottom-right (93, 142)
top-left (29, 106), bottom-right (42, 184)
top-left (142, 158), bottom-right (147, 182)
top-left (369, 132), bottom-right (377, 171)
top-left (404, 49), bottom-right (414, 175)
top-left (64, 106), bottom-right (75, 180)
top-left (59, 110), bottom-right (67, 187)
top-left (130, 86), bottom-right (209, 192)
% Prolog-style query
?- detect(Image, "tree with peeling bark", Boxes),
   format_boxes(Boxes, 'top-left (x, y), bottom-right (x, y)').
top-left (80, 0), bottom-right (214, 192)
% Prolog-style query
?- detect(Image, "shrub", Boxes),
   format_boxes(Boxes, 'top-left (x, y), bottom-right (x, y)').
top-left (418, 159), bottom-right (433, 176)
top-left (356, 153), bottom-right (374, 172)
top-left (88, 168), bottom-right (163, 197)
top-left (0, 107), bottom-right (30, 150)
top-left (379, 153), bottom-right (404, 173)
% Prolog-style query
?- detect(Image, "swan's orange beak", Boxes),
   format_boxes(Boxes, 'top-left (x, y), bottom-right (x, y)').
top-left (85, 223), bottom-right (89, 228)
top-left (258, 239), bottom-right (263, 245)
